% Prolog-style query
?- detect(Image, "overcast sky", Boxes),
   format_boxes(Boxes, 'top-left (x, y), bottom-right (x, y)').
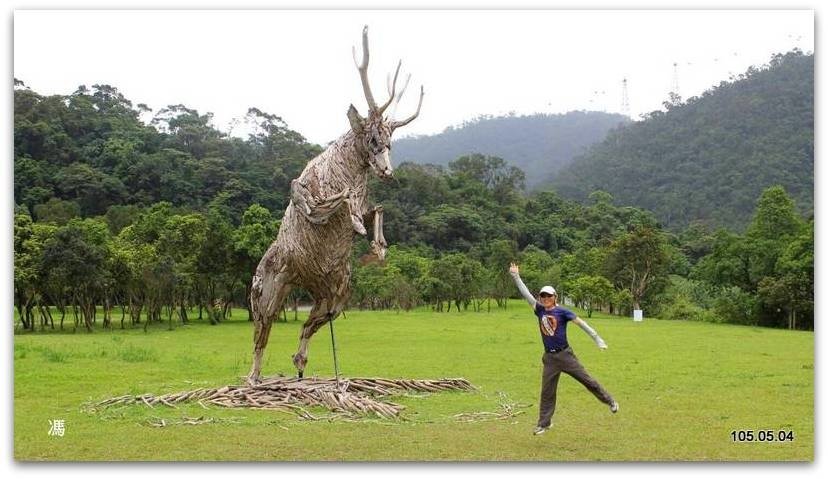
top-left (14, 10), bottom-right (813, 146)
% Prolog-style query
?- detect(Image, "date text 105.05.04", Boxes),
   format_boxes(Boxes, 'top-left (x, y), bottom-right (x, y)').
top-left (731, 430), bottom-right (795, 442)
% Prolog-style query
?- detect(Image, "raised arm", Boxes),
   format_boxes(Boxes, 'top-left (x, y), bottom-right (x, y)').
top-left (509, 263), bottom-right (537, 307)
top-left (572, 317), bottom-right (608, 349)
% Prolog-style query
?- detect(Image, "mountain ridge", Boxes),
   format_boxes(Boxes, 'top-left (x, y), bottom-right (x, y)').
top-left (391, 111), bottom-right (629, 188)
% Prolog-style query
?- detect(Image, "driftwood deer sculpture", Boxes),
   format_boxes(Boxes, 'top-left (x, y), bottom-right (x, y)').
top-left (247, 26), bottom-right (424, 384)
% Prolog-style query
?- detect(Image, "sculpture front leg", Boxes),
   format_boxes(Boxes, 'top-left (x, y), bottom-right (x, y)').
top-left (370, 205), bottom-right (388, 261)
top-left (291, 179), bottom-right (351, 225)
top-left (348, 199), bottom-right (368, 236)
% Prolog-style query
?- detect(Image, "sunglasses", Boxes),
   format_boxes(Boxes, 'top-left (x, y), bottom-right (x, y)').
top-left (539, 293), bottom-right (555, 299)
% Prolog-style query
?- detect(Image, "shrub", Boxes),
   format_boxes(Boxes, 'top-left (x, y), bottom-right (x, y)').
top-left (713, 286), bottom-right (759, 325)
top-left (661, 296), bottom-right (718, 322)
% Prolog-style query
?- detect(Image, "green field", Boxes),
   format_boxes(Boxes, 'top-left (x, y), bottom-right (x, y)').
top-left (13, 303), bottom-right (813, 461)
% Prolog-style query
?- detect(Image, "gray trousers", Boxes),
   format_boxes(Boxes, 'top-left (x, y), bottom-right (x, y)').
top-left (538, 347), bottom-right (614, 428)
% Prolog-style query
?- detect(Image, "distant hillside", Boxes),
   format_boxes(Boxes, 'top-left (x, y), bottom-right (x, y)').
top-left (392, 111), bottom-right (629, 188)
top-left (549, 50), bottom-right (813, 231)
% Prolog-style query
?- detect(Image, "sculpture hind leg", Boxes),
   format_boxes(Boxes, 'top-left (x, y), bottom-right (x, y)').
top-left (247, 267), bottom-right (293, 385)
top-left (292, 281), bottom-right (352, 378)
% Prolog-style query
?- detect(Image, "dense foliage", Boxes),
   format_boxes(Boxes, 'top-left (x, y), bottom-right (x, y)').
top-left (551, 50), bottom-right (814, 231)
top-left (14, 83), bottom-right (320, 221)
top-left (13, 64), bottom-right (813, 333)
top-left (392, 111), bottom-right (628, 189)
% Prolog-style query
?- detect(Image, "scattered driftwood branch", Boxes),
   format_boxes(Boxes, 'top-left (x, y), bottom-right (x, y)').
top-left (85, 376), bottom-right (475, 420)
top-left (453, 392), bottom-right (531, 423)
top-left (146, 416), bottom-right (244, 428)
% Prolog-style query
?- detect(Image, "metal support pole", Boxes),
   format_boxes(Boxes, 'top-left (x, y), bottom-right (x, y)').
top-left (329, 315), bottom-right (341, 388)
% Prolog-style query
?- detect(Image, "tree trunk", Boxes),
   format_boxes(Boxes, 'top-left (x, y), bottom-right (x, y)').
top-left (103, 296), bottom-right (111, 329)
top-left (15, 298), bottom-right (26, 330)
top-left (71, 299), bottom-right (79, 332)
top-left (82, 297), bottom-right (94, 332)
top-left (38, 303), bottom-right (53, 331)
top-left (47, 305), bottom-right (54, 329)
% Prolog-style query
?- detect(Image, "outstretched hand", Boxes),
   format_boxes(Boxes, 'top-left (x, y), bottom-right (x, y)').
top-left (509, 262), bottom-right (519, 275)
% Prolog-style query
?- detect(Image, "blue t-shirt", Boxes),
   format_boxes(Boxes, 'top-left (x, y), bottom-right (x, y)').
top-left (534, 303), bottom-right (577, 351)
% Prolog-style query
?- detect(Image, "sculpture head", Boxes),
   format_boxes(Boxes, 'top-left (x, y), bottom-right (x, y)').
top-left (347, 25), bottom-right (424, 181)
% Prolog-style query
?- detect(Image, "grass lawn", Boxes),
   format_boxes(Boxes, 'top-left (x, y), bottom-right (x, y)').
top-left (13, 302), bottom-right (813, 461)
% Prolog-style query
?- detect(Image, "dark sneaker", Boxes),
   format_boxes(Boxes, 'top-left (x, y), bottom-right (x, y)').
top-left (610, 401), bottom-right (619, 413)
top-left (533, 425), bottom-right (550, 435)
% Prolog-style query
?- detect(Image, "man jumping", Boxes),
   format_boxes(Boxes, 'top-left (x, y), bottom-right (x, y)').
top-left (509, 262), bottom-right (619, 435)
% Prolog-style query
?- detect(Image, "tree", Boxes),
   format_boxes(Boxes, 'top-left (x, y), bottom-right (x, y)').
top-left (159, 212), bottom-right (208, 327)
top-left (678, 221), bottom-right (715, 264)
top-left (104, 204), bottom-right (142, 234)
top-left (14, 156), bottom-right (54, 209)
top-left (14, 214), bottom-right (38, 329)
top-left (40, 219), bottom-right (111, 331)
top-left (448, 153), bottom-right (526, 203)
top-left (55, 162), bottom-right (126, 215)
top-left (113, 230), bottom-right (157, 327)
top-left (32, 198), bottom-right (80, 225)
top-left (604, 226), bottom-right (670, 310)
top-left (476, 239), bottom-right (519, 308)
top-left (417, 204), bottom-right (485, 252)
top-left (518, 245), bottom-right (559, 297)
top-left (152, 104), bottom-right (221, 159)
top-left (693, 230), bottom-right (765, 293)
top-left (746, 185), bottom-right (803, 241)
top-left (429, 253), bottom-right (485, 312)
top-left (196, 206), bottom-right (237, 323)
top-left (232, 204), bottom-right (279, 320)
top-left (568, 275), bottom-right (614, 318)
top-left (560, 246), bottom-right (608, 281)
top-left (757, 219), bottom-right (813, 330)
top-left (353, 263), bottom-right (398, 310)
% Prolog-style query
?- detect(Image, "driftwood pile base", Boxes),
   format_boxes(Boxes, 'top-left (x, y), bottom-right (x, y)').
top-left (86, 375), bottom-right (476, 419)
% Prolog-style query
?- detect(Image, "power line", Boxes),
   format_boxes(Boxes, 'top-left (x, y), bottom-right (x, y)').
top-left (671, 62), bottom-right (681, 100)
top-left (620, 77), bottom-right (630, 118)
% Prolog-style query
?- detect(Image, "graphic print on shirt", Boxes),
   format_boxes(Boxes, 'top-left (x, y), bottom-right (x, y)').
top-left (539, 314), bottom-right (558, 336)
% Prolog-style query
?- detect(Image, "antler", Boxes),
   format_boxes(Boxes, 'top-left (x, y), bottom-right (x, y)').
top-left (390, 85), bottom-right (425, 130)
top-left (352, 25), bottom-right (378, 113)
top-left (377, 60), bottom-right (402, 116)
top-left (386, 71), bottom-right (411, 121)
top-left (352, 25), bottom-right (424, 126)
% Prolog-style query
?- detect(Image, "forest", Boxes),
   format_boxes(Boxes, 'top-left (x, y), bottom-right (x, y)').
top-left (12, 50), bottom-right (813, 333)
top-left (551, 50), bottom-right (814, 231)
